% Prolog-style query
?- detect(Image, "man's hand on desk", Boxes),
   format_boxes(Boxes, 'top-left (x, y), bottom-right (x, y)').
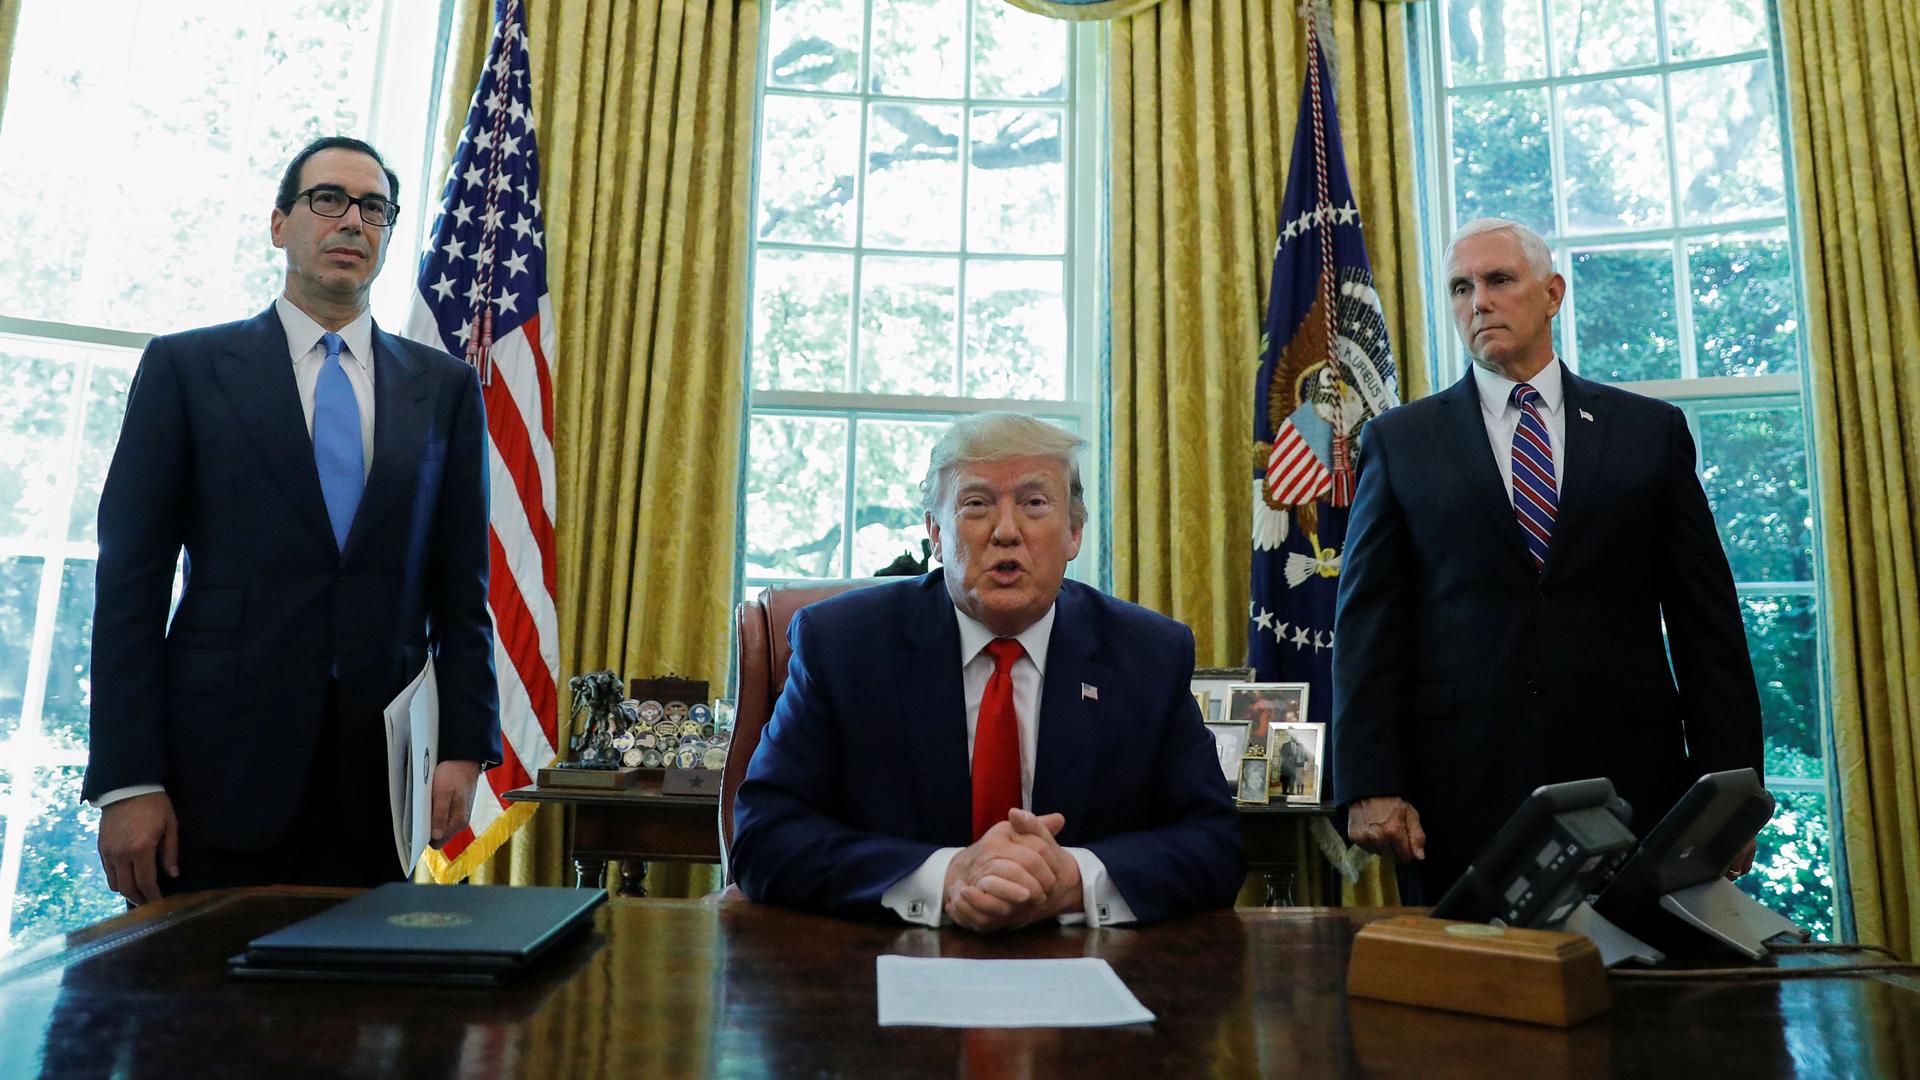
top-left (98, 791), bottom-right (178, 906)
top-left (1347, 796), bottom-right (1426, 863)
top-left (944, 810), bottom-right (1084, 932)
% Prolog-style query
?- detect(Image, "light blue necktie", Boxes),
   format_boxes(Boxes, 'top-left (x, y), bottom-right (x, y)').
top-left (313, 331), bottom-right (365, 551)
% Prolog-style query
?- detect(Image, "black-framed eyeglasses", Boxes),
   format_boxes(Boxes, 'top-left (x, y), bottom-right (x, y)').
top-left (297, 187), bottom-right (400, 228)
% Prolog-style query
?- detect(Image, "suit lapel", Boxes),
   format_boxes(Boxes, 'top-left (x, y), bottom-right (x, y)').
top-left (209, 306), bottom-right (336, 554)
top-left (1437, 372), bottom-right (1533, 565)
top-left (897, 574), bottom-right (972, 843)
top-left (342, 325), bottom-right (431, 558)
top-left (1031, 582), bottom-right (1108, 841)
top-left (1544, 370), bottom-right (1610, 576)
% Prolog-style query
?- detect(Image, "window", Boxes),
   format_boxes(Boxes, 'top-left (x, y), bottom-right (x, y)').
top-left (740, 0), bottom-right (1103, 593)
top-left (0, 0), bottom-right (451, 952)
top-left (1414, 0), bottom-right (1837, 935)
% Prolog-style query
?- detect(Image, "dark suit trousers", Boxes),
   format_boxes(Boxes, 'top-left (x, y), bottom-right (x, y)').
top-left (161, 682), bottom-right (406, 895)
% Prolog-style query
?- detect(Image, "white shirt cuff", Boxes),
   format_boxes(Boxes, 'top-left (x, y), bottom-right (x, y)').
top-left (1063, 847), bottom-right (1137, 927)
top-left (882, 848), bottom-right (960, 927)
top-left (92, 784), bottom-right (166, 809)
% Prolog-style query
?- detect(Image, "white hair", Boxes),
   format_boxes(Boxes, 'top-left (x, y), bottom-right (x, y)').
top-left (1446, 217), bottom-right (1554, 278)
top-left (920, 412), bottom-right (1087, 528)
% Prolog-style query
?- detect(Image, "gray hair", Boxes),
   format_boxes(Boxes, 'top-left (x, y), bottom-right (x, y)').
top-left (1445, 217), bottom-right (1554, 279)
top-left (920, 412), bottom-right (1087, 528)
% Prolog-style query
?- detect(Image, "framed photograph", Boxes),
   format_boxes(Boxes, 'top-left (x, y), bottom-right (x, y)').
top-left (1192, 690), bottom-right (1211, 720)
top-left (1226, 682), bottom-right (1310, 751)
top-left (1191, 667), bottom-right (1255, 725)
top-left (1267, 722), bottom-right (1326, 803)
top-left (1203, 721), bottom-right (1250, 783)
top-left (1236, 754), bottom-right (1271, 805)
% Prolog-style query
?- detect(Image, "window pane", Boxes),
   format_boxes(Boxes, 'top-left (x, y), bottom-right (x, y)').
top-left (68, 361), bottom-right (134, 544)
top-left (1552, 0), bottom-right (1655, 75)
top-left (1741, 595), bottom-right (1821, 780)
top-left (1559, 76), bottom-right (1670, 233)
top-left (745, 415), bottom-right (849, 579)
top-left (964, 259), bottom-right (1066, 399)
top-left (864, 104), bottom-right (963, 251)
top-left (0, 557), bottom-right (45, 743)
top-left (968, 109), bottom-right (1066, 255)
top-left (858, 256), bottom-right (959, 395)
top-left (0, 345), bottom-right (78, 541)
top-left (1739, 789), bottom-right (1835, 940)
top-left (972, 0), bottom-right (1068, 101)
top-left (1569, 245), bottom-right (1678, 381)
top-left (852, 419), bottom-right (943, 576)
top-left (1667, 0), bottom-right (1768, 61)
top-left (1698, 407), bottom-right (1813, 582)
top-left (42, 561), bottom-right (96, 752)
top-left (1443, 0), bottom-right (1546, 86)
top-left (0, 0), bottom-right (384, 334)
top-left (752, 250), bottom-right (854, 392)
top-left (1671, 60), bottom-right (1785, 225)
top-left (1449, 89), bottom-right (1554, 237)
top-left (869, 0), bottom-right (965, 99)
top-left (1689, 233), bottom-right (1799, 377)
top-left (757, 95), bottom-right (862, 245)
top-left (8, 767), bottom-right (122, 951)
top-left (766, 0), bottom-right (862, 92)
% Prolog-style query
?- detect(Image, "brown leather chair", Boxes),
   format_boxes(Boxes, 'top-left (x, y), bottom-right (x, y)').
top-left (720, 578), bottom-right (890, 883)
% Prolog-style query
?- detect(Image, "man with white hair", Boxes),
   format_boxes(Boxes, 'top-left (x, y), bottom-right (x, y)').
top-left (1331, 217), bottom-right (1763, 901)
top-left (732, 412), bottom-right (1242, 930)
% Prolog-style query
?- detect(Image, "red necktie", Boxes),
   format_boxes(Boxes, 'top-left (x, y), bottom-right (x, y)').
top-left (971, 638), bottom-right (1026, 841)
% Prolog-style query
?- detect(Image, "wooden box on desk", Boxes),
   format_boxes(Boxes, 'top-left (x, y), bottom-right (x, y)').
top-left (1346, 916), bottom-right (1610, 1027)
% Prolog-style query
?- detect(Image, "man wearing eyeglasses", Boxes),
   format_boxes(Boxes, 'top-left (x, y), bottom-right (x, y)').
top-left (84, 136), bottom-right (502, 904)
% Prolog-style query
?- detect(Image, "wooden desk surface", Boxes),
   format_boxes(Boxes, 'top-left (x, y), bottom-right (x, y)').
top-left (3, 888), bottom-right (1915, 1079)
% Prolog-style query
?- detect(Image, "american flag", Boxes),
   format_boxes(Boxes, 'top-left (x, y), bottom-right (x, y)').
top-left (403, 0), bottom-right (559, 879)
top-left (1248, 9), bottom-right (1398, 719)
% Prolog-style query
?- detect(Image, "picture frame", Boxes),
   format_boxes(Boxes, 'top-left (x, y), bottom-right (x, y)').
top-left (1191, 666), bottom-right (1255, 725)
top-left (1267, 722), bottom-right (1326, 803)
top-left (1236, 753), bottom-right (1271, 805)
top-left (1225, 682), bottom-right (1310, 754)
top-left (1203, 721), bottom-right (1250, 783)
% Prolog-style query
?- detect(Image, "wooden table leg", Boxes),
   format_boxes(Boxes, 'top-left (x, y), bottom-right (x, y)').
top-left (576, 856), bottom-right (607, 890)
top-left (1263, 869), bottom-right (1297, 907)
top-left (618, 860), bottom-right (649, 898)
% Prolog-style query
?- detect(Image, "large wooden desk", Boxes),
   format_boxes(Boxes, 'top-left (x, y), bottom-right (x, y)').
top-left (506, 783), bottom-right (1335, 902)
top-left (3, 888), bottom-right (1913, 1078)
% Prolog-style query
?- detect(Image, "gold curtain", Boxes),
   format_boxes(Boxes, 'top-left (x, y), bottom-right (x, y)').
top-left (1110, 0), bottom-right (1427, 908)
top-left (0, 0), bottom-right (21, 124)
top-left (1780, 0), bottom-right (1920, 960)
top-left (442, 0), bottom-right (761, 897)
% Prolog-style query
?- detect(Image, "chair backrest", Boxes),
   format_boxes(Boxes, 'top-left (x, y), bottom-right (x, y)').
top-left (720, 578), bottom-right (891, 882)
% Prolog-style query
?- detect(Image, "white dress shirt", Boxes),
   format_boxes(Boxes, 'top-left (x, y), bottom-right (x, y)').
top-left (92, 298), bottom-right (378, 810)
top-left (276, 296), bottom-right (376, 477)
top-left (1470, 356), bottom-right (1568, 504)
top-left (880, 604), bottom-right (1138, 928)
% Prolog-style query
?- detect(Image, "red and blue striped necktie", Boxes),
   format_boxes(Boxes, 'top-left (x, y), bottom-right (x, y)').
top-left (1510, 382), bottom-right (1558, 570)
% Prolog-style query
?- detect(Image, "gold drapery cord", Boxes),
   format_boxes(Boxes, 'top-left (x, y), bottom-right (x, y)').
top-left (439, 0), bottom-right (760, 897)
top-left (1780, 0), bottom-right (1920, 960)
top-left (1110, 0), bottom-right (1427, 908)
top-left (0, 1), bottom-right (20, 126)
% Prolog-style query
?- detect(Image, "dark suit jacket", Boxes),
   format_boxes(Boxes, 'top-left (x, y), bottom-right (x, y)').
top-left (84, 305), bottom-right (502, 851)
top-left (1331, 367), bottom-right (1762, 894)
top-left (730, 572), bottom-right (1244, 924)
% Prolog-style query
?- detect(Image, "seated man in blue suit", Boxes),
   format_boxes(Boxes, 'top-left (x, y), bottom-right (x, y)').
top-left (85, 137), bottom-right (501, 904)
top-left (732, 413), bottom-right (1243, 931)
top-left (1332, 217), bottom-right (1762, 901)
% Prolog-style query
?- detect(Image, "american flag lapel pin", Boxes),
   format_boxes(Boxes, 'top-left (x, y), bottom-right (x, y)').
top-left (1081, 683), bottom-right (1099, 701)
top-left (1579, 408), bottom-right (1595, 422)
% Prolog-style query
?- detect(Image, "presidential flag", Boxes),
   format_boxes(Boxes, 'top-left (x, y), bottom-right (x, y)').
top-left (403, 0), bottom-right (560, 880)
top-left (1248, 12), bottom-right (1398, 724)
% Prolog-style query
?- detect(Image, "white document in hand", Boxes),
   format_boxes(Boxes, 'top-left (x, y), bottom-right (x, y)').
top-left (383, 656), bottom-right (440, 875)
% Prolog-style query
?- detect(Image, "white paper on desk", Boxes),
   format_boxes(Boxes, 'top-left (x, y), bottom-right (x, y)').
top-left (875, 956), bottom-right (1155, 1028)
top-left (383, 656), bottom-right (439, 876)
